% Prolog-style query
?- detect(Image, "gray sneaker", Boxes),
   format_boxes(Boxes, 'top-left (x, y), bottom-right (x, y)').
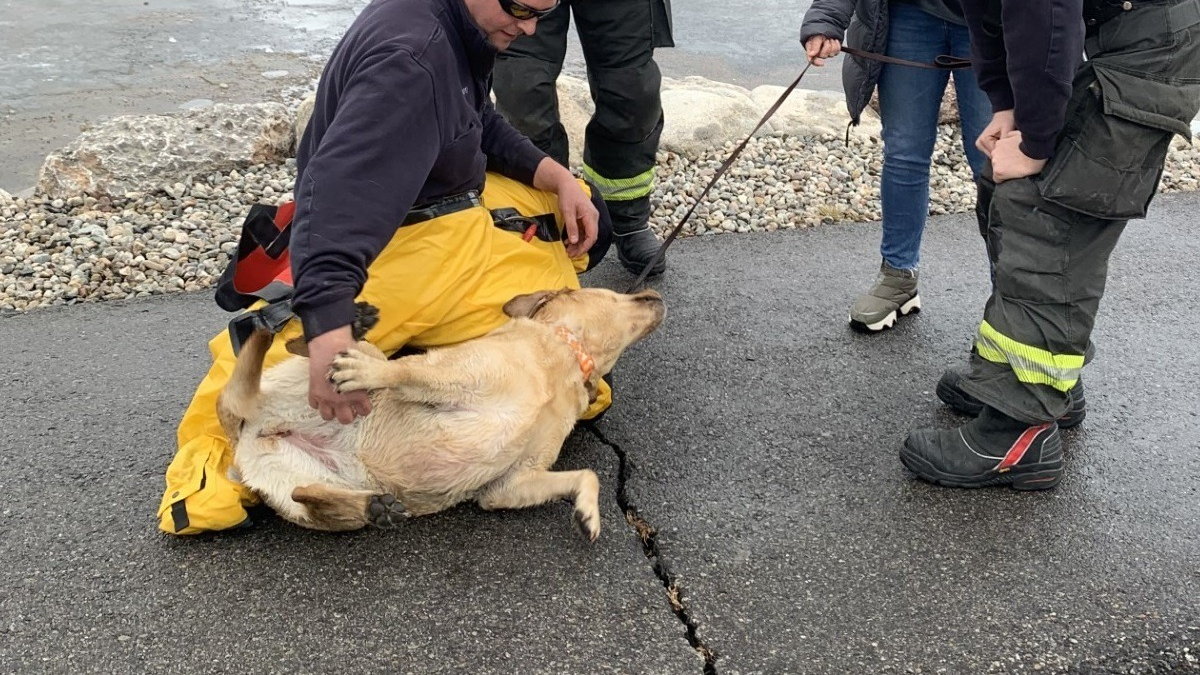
top-left (849, 261), bottom-right (920, 332)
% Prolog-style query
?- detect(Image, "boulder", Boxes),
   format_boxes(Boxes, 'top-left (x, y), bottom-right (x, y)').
top-left (660, 76), bottom-right (768, 156)
top-left (294, 94), bottom-right (316, 146)
top-left (750, 86), bottom-right (883, 139)
top-left (36, 103), bottom-right (294, 199)
top-left (555, 75), bottom-right (594, 169)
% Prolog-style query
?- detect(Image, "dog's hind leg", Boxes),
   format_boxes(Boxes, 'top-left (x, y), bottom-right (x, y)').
top-left (477, 469), bottom-right (602, 543)
top-left (290, 483), bottom-right (410, 532)
top-left (216, 329), bottom-right (273, 440)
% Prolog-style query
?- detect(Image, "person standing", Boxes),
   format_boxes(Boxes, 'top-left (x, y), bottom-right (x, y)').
top-left (802, 0), bottom-right (993, 332)
top-left (492, 0), bottom-right (674, 277)
top-left (902, 0), bottom-right (1200, 489)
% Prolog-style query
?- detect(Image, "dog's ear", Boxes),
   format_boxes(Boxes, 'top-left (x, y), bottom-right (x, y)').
top-left (584, 374), bottom-right (600, 405)
top-left (503, 290), bottom-right (556, 318)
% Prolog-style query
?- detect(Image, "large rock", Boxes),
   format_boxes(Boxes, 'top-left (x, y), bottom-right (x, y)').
top-left (750, 86), bottom-right (884, 139)
top-left (660, 76), bottom-right (768, 157)
top-left (37, 103), bottom-right (294, 199)
top-left (555, 75), bottom-right (594, 169)
top-left (294, 94), bottom-right (316, 146)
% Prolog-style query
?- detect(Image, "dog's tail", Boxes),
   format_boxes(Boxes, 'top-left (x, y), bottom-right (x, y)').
top-left (216, 327), bottom-right (273, 442)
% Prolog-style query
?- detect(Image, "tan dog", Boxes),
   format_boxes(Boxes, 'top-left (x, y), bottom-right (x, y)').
top-left (216, 287), bottom-right (665, 540)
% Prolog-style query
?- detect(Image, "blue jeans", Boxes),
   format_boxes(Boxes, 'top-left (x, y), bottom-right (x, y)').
top-left (876, 2), bottom-right (991, 271)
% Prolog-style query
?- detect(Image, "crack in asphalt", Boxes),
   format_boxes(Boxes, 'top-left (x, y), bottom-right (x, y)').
top-left (583, 422), bottom-right (719, 675)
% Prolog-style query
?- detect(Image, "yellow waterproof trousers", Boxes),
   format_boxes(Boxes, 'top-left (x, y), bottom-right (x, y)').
top-left (158, 174), bottom-right (611, 535)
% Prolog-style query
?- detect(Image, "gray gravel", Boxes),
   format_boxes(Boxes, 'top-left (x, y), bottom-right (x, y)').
top-left (2, 130), bottom-right (1198, 314)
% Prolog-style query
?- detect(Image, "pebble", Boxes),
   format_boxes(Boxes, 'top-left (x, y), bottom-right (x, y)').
top-left (1, 130), bottom-right (1198, 314)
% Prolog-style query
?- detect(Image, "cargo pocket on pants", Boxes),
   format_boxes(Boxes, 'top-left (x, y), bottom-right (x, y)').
top-left (1035, 65), bottom-right (1195, 220)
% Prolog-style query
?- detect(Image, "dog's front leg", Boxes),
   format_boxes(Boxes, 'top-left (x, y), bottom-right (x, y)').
top-left (478, 468), bottom-right (602, 543)
top-left (330, 353), bottom-right (478, 407)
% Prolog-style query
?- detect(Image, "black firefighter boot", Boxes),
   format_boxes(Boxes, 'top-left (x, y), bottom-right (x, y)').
top-left (608, 196), bottom-right (665, 277)
top-left (900, 406), bottom-right (1063, 490)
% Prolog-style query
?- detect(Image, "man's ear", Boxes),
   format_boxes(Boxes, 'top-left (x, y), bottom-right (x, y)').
top-left (503, 290), bottom-right (556, 318)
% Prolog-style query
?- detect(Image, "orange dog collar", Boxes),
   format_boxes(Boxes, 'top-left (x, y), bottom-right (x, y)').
top-left (554, 326), bottom-right (595, 381)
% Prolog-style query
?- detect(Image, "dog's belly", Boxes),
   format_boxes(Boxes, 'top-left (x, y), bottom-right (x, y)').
top-left (356, 405), bottom-right (539, 496)
top-left (354, 397), bottom-right (578, 511)
top-left (235, 423), bottom-right (374, 508)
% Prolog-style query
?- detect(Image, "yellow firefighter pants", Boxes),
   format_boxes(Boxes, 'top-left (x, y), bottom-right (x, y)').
top-left (158, 174), bottom-right (611, 535)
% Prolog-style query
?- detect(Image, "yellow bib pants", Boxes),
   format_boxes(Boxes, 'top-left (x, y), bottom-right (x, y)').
top-left (158, 174), bottom-right (611, 534)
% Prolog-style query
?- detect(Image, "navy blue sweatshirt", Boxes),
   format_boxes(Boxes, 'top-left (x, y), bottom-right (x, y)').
top-left (290, 0), bottom-right (547, 341)
top-left (959, 0), bottom-right (1085, 160)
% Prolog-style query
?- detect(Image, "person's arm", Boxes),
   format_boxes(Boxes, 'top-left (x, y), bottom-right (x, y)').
top-left (962, 0), bottom-right (1085, 160)
top-left (960, 0), bottom-right (1015, 114)
top-left (799, 0), bottom-right (855, 46)
top-left (481, 98), bottom-right (595, 257)
top-left (531, 156), bottom-right (598, 258)
top-left (291, 50), bottom-right (440, 342)
top-left (480, 99), bottom-right (547, 185)
top-left (291, 50), bottom-right (440, 423)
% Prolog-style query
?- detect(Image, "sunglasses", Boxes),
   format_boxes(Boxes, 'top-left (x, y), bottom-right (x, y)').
top-left (498, 0), bottom-right (559, 20)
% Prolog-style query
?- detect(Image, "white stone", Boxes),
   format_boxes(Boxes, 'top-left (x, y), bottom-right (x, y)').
top-left (660, 76), bottom-right (767, 157)
top-left (555, 75), bottom-right (594, 169)
top-left (36, 103), bottom-right (295, 200)
top-left (294, 94), bottom-right (316, 146)
top-left (750, 87), bottom-right (883, 139)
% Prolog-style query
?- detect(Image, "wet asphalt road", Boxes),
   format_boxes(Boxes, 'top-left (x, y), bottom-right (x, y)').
top-left (2, 192), bottom-right (1198, 674)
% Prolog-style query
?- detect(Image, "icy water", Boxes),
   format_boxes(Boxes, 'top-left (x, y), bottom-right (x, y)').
top-left (0, 0), bottom-right (823, 108)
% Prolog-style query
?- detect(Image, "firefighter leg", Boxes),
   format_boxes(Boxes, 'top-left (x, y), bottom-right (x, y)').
top-left (960, 177), bottom-right (1126, 424)
top-left (574, 0), bottom-right (666, 276)
top-left (492, 3), bottom-right (572, 167)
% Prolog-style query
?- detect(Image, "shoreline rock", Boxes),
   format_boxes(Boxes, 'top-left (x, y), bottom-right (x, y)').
top-left (3, 76), bottom-right (1199, 315)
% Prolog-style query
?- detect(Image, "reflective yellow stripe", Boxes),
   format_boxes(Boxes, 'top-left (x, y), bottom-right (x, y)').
top-left (974, 321), bottom-right (1084, 392)
top-left (581, 164), bottom-right (656, 201)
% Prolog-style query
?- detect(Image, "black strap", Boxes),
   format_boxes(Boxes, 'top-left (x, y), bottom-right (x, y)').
top-left (491, 208), bottom-right (561, 243)
top-left (841, 46), bottom-right (972, 70)
top-left (402, 191), bottom-right (482, 226)
top-left (228, 298), bottom-right (295, 355)
top-left (625, 63), bottom-right (814, 292)
top-left (241, 204), bottom-right (291, 258)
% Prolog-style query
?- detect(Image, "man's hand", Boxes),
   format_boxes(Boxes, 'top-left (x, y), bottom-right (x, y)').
top-left (804, 35), bottom-right (842, 67)
top-left (976, 109), bottom-right (1017, 158)
top-left (555, 178), bottom-right (599, 258)
top-left (306, 325), bottom-right (372, 424)
top-left (533, 157), bottom-right (599, 258)
top-left (991, 131), bottom-right (1048, 183)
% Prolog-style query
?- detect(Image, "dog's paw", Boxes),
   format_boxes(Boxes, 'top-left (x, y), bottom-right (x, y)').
top-left (351, 302), bottom-right (381, 341)
top-left (367, 494), bottom-right (410, 529)
top-left (329, 348), bottom-right (386, 392)
top-left (572, 506), bottom-right (601, 544)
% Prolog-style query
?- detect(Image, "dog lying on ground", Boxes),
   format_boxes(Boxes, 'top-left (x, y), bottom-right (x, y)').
top-left (216, 287), bottom-right (665, 540)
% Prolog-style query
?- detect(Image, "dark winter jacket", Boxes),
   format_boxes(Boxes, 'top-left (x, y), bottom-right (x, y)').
top-left (960, 0), bottom-right (1085, 159)
top-left (799, 0), bottom-right (965, 126)
top-left (291, 0), bottom-right (547, 341)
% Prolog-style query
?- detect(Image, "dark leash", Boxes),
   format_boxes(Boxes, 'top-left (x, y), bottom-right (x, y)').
top-left (623, 48), bottom-right (971, 294)
top-left (840, 46), bottom-right (971, 70)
